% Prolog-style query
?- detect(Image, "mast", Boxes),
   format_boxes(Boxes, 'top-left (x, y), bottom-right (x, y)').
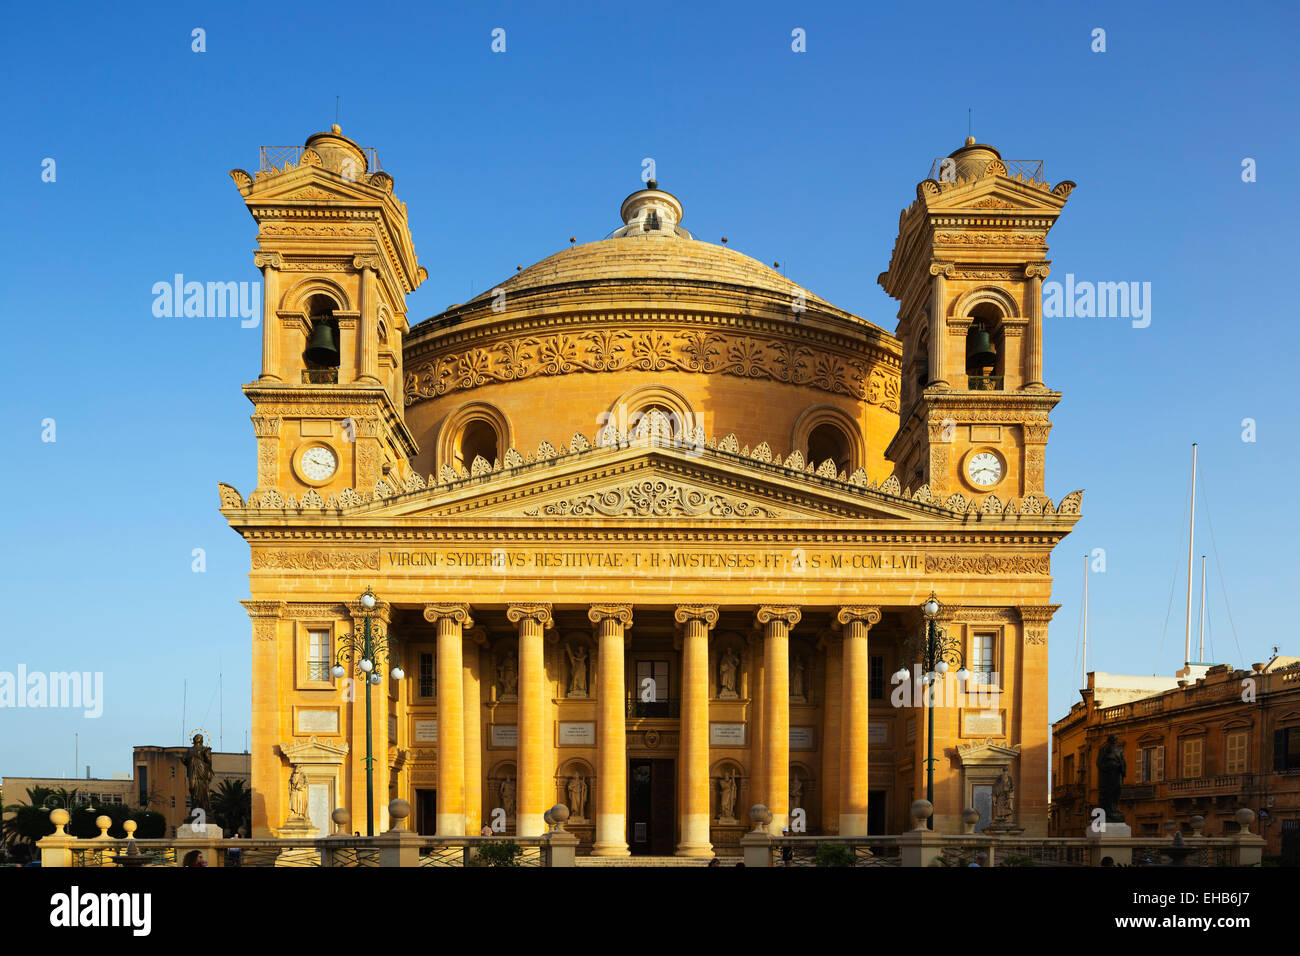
top-left (1082, 553), bottom-right (1089, 687)
top-left (1184, 443), bottom-right (1197, 668)
top-left (1198, 554), bottom-right (1207, 663)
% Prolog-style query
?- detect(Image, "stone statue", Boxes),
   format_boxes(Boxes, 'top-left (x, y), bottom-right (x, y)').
top-left (991, 767), bottom-right (1015, 823)
top-left (719, 647), bottom-right (740, 699)
top-left (566, 772), bottom-right (589, 820)
top-left (565, 642), bottom-right (589, 697)
top-left (1096, 733), bottom-right (1127, 822)
top-left (498, 652), bottom-right (518, 698)
top-left (181, 733), bottom-right (213, 812)
top-left (500, 774), bottom-right (516, 818)
top-left (288, 765), bottom-right (308, 820)
top-left (791, 655), bottom-right (806, 701)
top-left (789, 773), bottom-right (803, 809)
top-left (718, 769), bottom-right (738, 821)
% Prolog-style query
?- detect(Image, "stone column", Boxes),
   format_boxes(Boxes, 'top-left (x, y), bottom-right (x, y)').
top-left (507, 603), bottom-right (553, 837)
top-left (353, 255), bottom-right (381, 384)
top-left (423, 604), bottom-right (472, 836)
top-left (819, 631), bottom-right (843, 834)
top-left (928, 261), bottom-right (954, 388)
top-left (1024, 263), bottom-right (1050, 388)
top-left (346, 596), bottom-right (392, 834)
top-left (242, 600), bottom-right (285, 836)
top-left (253, 251), bottom-right (282, 381)
top-left (590, 604), bottom-right (633, 856)
top-left (674, 604), bottom-right (718, 856)
top-left (837, 606), bottom-right (881, 836)
top-left (462, 626), bottom-right (487, 835)
top-left (747, 632), bottom-right (765, 810)
top-left (756, 606), bottom-right (800, 834)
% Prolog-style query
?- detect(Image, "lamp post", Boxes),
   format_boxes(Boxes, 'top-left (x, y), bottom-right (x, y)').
top-left (332, 587), bottom-right (404, 836)
top-left (894, 593), bottom-right (968, 829)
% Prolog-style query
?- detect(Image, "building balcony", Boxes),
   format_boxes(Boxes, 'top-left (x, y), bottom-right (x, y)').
top-left (1168, 773), bottom-right (1256, 796)
top-left (302, 368), bottom-right (339, 384)
top-left (627, 699), bottom-right (680, 719)
top-left (1120, 784), bottom-right (1156, 801)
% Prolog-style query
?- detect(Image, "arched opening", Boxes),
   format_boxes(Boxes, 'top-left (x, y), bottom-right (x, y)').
top-left (303, 294), bottom-right (341, 382)
top-left (965, 303), bottom-right (1005, 390)
top-left (455, 419), bottom-right (499, 470)
top-left (807, 422), bottom-right (852, 475)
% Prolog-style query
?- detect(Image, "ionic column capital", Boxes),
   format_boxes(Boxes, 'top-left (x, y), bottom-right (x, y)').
top-left (253, 251), bottom-right (283, 271)
top-left (928, 259), bottom-right (956, 278)
top-left (507, 603), bottom-right (554, 630)
top-left (836, 606), bottom-right (882, 630)
top-left (755, 606), bottom-right (801, 630)
top-left (423, 603), bottom-right (474, 628)
top-left (588, 604), bottom-right (633, 629)
top-left (352, 254), bottom-right (381, 272)
top-left (674, 605), bottom-right (719, 629)
top-left (1024, 261), bottom-right (1052, 280)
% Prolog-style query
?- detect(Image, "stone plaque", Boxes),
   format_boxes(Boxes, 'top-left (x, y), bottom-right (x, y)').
top-left (709, 722), bottom-right (746, 747)
top-left (490, 724), bottom-right (518, 747)
top-left (869, 721), bottom-right (888, 744)
top-left (789, 726), bottom-right (815, 750)
top-left (558, 722), bottom-right (595, 745)
top-left (307, 782), bottom-right (330, 837)
top-left (962, 709), bottom-right (1004, 736)
top-left (388, 715), bottom-right (398, 740)
top-left (415, 719), bottom-right (438, 743)
top-left (296, 708), bottom-right (339, 734)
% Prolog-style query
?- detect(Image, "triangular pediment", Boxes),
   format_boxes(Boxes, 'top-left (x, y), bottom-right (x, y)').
top-left (241, 164), bottom-right (385, 205)
top-left (921, 174), bottom-right (1072, 215)
top-left (359, 443), bottom-right (939, 521)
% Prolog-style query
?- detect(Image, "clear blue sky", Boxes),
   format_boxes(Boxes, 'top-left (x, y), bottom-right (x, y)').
top-left (2, 1), bottom-right (1297, 780)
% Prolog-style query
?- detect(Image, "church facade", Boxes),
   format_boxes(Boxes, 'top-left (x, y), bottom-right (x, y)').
top-left (222, 127), bottom-right (1080, 854)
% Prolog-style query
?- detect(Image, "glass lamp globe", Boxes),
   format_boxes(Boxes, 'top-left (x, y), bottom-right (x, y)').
top-left (360, 591), bottom-right (376, 610)
top-left (956, 667), bottom-right (972, 682)
top-left (936, 660), bottom-right (949, 675)
top-left (390, 665), bottom-right (405, 681)
top-left (331, 663), bottom-right (346, 679)
top-left (369, 673), bottom-right (382, 686)
top-left (922, 598), bottom-right (939, 617)
top-left (359, 658), bottom-right (374, 672)
top-left (894, 666), bottom-right (910, 683)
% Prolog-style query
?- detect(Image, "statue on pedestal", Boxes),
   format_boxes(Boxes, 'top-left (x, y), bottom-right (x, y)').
top-left (288, 765), bottom-right (308, 820)
top-left (566, 772), bottom-right (589, 820)
top-left (565, 642), bottom-right (589, 697)
top-left (181, 733), bottom-right (213, 813)
top-left (717, 769), bottom-right (739, 822)
top-left (500, 774), bottom-right (516, 819)
top-left (498, 652), bottom-right (518, 699)
top-left (991, 767), bottom-right (1015, 824)
top-left (719, 647), bottom-right (740, 699)
top-left (1097, 733), bottom-right (1127, 822)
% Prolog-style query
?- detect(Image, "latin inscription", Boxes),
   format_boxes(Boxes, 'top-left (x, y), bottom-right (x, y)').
top-left (382, 548), bottom-right (924, 573)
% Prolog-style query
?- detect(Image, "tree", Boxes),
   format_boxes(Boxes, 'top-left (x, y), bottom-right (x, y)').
top-left (211, 778), bottom-right (252, 837)
top-left (2, 786), bottom-right (83, 850)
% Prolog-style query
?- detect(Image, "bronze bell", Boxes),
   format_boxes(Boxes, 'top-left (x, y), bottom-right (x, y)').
top-left (965, 323), bottom-right (996, 373)
top-left (304, 321), bottom-right (340, 366)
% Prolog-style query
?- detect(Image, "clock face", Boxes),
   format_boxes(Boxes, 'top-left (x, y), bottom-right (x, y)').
top-left (300, 445), bottom-right (337, 481)
top-left (967, 451), bottom-right (1003, 487)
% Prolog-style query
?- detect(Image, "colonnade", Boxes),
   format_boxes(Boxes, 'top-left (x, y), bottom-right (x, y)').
top-left (420, 602), bottom-right (882, 855)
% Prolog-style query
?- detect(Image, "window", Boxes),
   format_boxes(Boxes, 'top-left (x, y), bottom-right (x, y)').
top-left (807, 423), bottom-right (851, 474)
top-left (1138, 745), bottom-right (1165, 783)
top-left (1274, 728), bottom-right (1300, 771)
top-left (307, 629), bottom-right (332, 681)
top-left (137, 766), bottom-right (148, 807)
top-left (869, 655), bottom-right (884, 701)
top-left (971, 632), bottom-right (996, 682)
top-left (418, 652), bottom-right (435, 699)
top-left (170, 767), bottom-right (175, 779)
top-left (455, 420), bottom-right (499, 470)
top-left (1062, 754), bottom-right (1074, 784)
top-left (634, 660), bottom-right (671, 717)
top-left (1226, 731), bottom-right (1248, 774)
top-left (1182, 738), bottom-right (1203, 779)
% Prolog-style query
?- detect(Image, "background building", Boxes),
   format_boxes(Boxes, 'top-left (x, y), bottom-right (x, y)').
top-left (1051, 654), bottom-right (1300, 860)
top-left (223, 127), bottom-right (1082, 853)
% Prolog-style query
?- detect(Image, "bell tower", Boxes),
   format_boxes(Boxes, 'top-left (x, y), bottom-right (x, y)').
top-left (230, 126), bottom-right (426, 502)
top-left (879, 138), bottom-right (1075, 501)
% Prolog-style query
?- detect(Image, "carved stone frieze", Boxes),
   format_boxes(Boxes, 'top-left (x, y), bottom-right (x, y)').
top-left (534, 480), bottom-right (780, 519)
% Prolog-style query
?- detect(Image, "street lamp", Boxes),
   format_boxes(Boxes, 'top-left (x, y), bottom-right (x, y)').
top-left (333, 586), bottom-right (402, 836)
top-left (897, 592), bottom-right (967, 829)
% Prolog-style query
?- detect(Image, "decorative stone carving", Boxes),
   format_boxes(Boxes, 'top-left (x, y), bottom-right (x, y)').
top-left (924, 553), bottom-right (1051, 574)
top-left (541, 480), bottom-right (779, 518)
top-left (252, 549), bottom-right (379, 571)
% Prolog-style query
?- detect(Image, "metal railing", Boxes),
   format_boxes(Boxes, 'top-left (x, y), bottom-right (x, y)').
top-left (302, 368), bottom-right (339, 384)
top-left (967, 375), bottom-right (1003, 391)
top-left (926, 158), bottom-right (1045, 183)
top-left (259, 145), bottom-right (382, 175)
top-left (627, 698), bottom-right (680, 718)
top-left (769, 835), bottom-right (902, 867)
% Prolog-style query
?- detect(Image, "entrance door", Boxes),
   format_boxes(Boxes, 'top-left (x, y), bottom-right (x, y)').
top-left (415, 788), bottom-right (437, 835)
top-left (629, 759), bottom-right (675, 855)
top-left (867, 790), bottom-right (887, 835)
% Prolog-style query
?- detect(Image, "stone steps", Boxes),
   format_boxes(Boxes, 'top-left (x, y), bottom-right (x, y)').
top-left (575, 855), bottom-right (727, 867)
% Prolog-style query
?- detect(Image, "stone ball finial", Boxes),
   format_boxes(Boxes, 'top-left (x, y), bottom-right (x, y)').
top-left (332, 123), bottom-right (341, 134)
top-left (1189, 815), bottom-right (1205, 836)
top-left (543, 809), bottom-right (554, 828)
top-left (96, 815), bottom-right (112, 836)
top-left (549, 804), bottom-right (570, 827)
top-left (961, 807), bottom-right (980, 833)
top-left (965, 136), bottom-right (975, 146)
top-left (388, 798), bottom-right (411, 831)
top-left (331, 807), bottom-right (351, 834)
top-left (123, 819), bottom-right (138, 837)
top-left (749, 804), bottom-right (772, 830)
top-left (910, 799), bottom-right (933, 830)
top-left (50, 808), bottom-right (70, 833)
top-left (1234, 807), bottom-right (1256, 832)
